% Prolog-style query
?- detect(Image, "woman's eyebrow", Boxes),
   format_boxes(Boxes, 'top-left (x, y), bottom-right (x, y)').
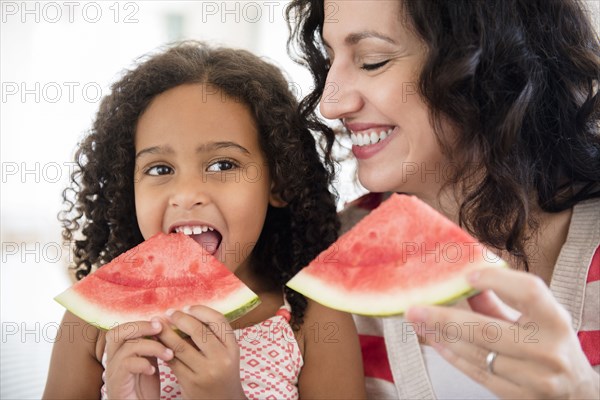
top-left (345, 31), bottom-right (397, 45)
top-left (322, 31), bottom-right (397, 49)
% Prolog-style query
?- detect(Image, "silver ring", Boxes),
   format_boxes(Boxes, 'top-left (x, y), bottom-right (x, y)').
top-left (486, 351), bottom-right (498, 374)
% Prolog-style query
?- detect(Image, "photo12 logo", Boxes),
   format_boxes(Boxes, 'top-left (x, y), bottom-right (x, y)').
top-left (199, 1), bottom-right (288, 24)
top-left (2, 82), bottom-right (102, 104)
top-left (1, 241), bottom-right (74, 264)
top-left (1, 161), bottom-right (78, 184)
top-left (1, 1), bottom-right (140, 24)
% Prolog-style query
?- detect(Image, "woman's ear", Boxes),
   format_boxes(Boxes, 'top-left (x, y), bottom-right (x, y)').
top-left (269, 183), bottom-right (287, 207)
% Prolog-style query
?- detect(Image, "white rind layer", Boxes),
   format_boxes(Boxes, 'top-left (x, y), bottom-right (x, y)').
top-left (287, 259), bottom-right (507, 316)
top-left (55, 285), bottom-right (260, 330)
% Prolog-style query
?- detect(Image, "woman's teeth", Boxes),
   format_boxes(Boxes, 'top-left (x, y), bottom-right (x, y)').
top-left (174, 225), bottom-right (215, 235)
top-left (350, 128), bottom-right (393, 147)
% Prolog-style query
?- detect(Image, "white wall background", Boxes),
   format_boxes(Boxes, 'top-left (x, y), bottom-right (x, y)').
top-left (0, 1), bottom-right (366, 398)
top-left (0, 1), bottom-right (597, 398)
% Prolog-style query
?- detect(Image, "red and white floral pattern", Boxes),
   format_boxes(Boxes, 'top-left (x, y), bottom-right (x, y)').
top-left (101, 303), bottom-right (303, 400)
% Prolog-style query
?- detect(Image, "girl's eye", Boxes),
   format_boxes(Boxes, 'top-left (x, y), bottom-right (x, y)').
top-left (361, 60), bottom-right (390, 71)
top-left (207, 160), bottom-right (238, 172)
top-left (146, 165), bottom-right (173, 176)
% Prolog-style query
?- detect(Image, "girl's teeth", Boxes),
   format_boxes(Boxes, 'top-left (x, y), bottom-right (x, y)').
top-left (175, 225), bottom-right (214, 235)
top-left (350, 128), bottom-right (394, 147)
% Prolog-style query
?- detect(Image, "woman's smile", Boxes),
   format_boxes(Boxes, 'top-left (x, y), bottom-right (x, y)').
top-left (320, 0), bottom-right (447, 195)
top-left (348, 125), bottom-right (398, 159)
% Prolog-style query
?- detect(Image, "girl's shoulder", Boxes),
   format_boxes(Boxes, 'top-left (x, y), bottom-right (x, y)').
top-left (42, 311), bottom-right (104, 398)
top-left (61, 310), bottom-right (105, 361)
top-left (294, 299), bottom-right (367, 398)
top-left (296, 298), bottom-right (359, 355)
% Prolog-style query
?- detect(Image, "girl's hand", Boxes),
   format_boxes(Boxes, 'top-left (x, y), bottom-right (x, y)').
top-left (104, 319), bottom-right (174, 400)
top-left (157, 306), bottom-right (246, 400)
top-left (406, 267), bottom-right (599, 399)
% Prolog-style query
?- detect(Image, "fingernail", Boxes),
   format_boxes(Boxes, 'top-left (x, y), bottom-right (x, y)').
top-left (165, 308), bottom-right (175, 317)
top-left (407, 306), bottom-right (428, 322)
top-left (148, 366), bottom-right (155, 375)
top-left (164, 348), bottom-right (174, 359)
top-left (468, 270), bottom-right (480, 283)
top-left (151, 318), bottom-right (161, 330)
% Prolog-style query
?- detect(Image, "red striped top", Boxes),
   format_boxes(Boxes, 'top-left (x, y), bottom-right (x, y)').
top-left (342, 192), bottom-right (600, 387)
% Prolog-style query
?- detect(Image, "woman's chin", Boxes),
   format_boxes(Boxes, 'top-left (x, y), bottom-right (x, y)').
top-left (357, 159), bottom-right (447, 196)
top-left (357, 168), bottom-right (404, 194)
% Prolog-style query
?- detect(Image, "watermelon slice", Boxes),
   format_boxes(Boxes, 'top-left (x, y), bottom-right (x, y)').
top-left (55, 233), bottom-right (260, 329)
top-left (286, 194), bottom-right (507, 316)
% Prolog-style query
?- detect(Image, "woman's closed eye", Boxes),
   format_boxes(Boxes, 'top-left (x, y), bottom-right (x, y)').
top-left (145, 164), bottom-right (173, 176)
top-left (361, 59), bottom-right (390, 71)
top-left (206, 159), bottom-right (239, 172)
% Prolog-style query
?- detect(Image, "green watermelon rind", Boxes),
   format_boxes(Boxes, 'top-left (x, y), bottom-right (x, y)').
top-left (222, 295), bottom-right (261, 321)
top-left (55, 285), bottom-right (260, 330)
top-left (287, 258), bottom-right (507, 317)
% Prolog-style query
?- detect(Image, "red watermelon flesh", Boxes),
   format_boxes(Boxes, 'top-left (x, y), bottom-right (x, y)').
top-left (286, 194), bottom-right (506, 316)
top-left (55, 233), bottom-right (259, 329)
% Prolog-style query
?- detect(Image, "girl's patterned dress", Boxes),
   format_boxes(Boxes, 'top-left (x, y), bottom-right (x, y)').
top-left (101, 301), bottom-right (303, 400)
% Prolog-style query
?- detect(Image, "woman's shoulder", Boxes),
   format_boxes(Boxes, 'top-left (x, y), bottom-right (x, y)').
top-left (569, 197), bottom-right (600, 236)
top-left (552, 197), bottom-right (600, 273)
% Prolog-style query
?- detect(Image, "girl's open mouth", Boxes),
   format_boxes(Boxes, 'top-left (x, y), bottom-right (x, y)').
top-left (171, 225), bottom-right (223, 255)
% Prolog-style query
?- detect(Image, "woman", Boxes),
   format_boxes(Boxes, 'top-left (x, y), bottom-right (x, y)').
top-left (287, 0), bottom-right (600, 398)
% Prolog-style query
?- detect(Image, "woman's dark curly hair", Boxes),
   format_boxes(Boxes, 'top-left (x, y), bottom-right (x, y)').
top-left (287, 0), bottom-right (600, 268)
top-left (60, 41), bottom-right (340, 325)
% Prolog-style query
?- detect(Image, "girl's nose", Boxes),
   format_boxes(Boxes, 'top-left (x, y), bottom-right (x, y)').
top-left (319, 62), bottom-right (364, 120)
top-left (168, 176), bottom-right (210, 210)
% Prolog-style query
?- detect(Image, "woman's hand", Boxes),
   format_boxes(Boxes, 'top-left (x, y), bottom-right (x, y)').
top-left (157, 306), bottom-right (246, 400)
top-left (406, 267), bottom-right (599, 399)
top-left (104, 319), bottom-right (173, 400)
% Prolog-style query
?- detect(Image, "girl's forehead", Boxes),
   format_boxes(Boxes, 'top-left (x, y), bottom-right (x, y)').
top-left (134, 84), bottom-right (261, 154)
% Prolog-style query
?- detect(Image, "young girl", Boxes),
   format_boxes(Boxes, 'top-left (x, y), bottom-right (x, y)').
top-left (43, 41), bottom-right (366, 399)
top-left (287, 0), bottom-right (599, 399)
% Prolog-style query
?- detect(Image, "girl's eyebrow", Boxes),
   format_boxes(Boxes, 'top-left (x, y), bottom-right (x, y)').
top-left (196, 141), bottom-right (251, 155)
top-left (135, 141), bottom-right (251, 160)
top-left (135, 145), bottom-right (173, 159)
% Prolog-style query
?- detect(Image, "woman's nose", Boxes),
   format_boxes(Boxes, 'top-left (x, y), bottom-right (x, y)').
top-left (319, 62), bottom-right (364, 120)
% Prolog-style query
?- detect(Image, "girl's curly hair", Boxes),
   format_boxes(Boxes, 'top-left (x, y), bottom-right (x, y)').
top-left (287, 0), bottom-right (600, 268)
top-left (60, 41), bottom-right (340, 325)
